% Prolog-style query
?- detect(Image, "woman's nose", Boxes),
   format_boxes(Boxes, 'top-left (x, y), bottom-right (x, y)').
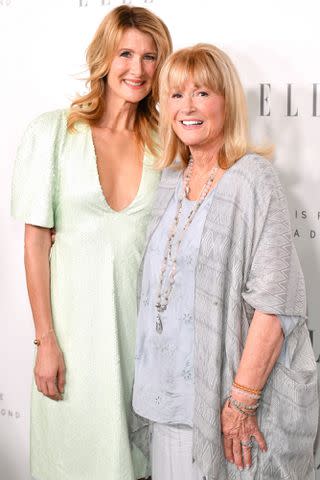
top-left (181, 95), bottom-right (196, 114)
top-left (130, 56), bottom-right (143, 76)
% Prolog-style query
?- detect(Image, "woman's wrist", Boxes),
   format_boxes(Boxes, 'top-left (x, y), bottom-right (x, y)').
top-left (230, 388), bottom-right (259, 406)
top-left (34, 328), bottom-right (55, 346)
top-left (228, 380), bottom-right (263, 411)
top-left (233, 380), bottom-right (262, 395)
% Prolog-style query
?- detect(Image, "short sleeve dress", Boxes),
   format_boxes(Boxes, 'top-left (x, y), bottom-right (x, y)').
top-left (11, 109), bottom-right (160, 480)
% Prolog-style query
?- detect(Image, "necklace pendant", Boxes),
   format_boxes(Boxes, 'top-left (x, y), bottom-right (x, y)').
top-left (156, 314), bottom-right (163, 334)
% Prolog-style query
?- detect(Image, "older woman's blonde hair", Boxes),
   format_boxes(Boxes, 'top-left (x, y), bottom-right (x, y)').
top-left (158, 43), bottom-right (269, 169)
top-left (68, 5), bottom-right (172, 156)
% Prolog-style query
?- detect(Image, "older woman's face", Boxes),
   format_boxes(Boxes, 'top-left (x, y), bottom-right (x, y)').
top-left (168, 80), bottom-right (225, 149)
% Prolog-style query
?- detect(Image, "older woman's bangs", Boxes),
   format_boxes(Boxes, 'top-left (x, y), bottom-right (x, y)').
top-left (166, 51), bottom-right (224, 96)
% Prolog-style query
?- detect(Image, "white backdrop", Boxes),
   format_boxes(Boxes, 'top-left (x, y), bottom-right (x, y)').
top-left (1, 1), bottom-right (319, 479)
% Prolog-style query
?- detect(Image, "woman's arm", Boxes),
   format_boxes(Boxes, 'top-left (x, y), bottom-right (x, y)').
top-left (235, 311), bottom-right (284, 391)
top-left (221, 311), bottom-right (284, 470)
top-left (25, 224), bottom-right (65, 401)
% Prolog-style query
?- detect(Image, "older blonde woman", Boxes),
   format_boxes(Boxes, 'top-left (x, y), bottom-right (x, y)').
top-left (11, 6), bottom-right (172, 480)
top-left (132, 44), bottom-right (318, 480)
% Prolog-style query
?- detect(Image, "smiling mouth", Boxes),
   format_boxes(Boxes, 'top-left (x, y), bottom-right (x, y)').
top-left (124, 79), bottom-right (145, 87)
top-left (179, 120), bottom-right (204, 126)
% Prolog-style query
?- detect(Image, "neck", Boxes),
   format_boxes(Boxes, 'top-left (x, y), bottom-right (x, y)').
top-left (189, 138), bottom-right (222, 172)
top-left (190, 151), bottom-right (218, 171)
top-left (97, 91), bottom-right (138, 132)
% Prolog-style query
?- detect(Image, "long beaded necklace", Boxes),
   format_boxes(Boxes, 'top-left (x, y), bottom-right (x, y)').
top-left (155, 157), bottom-right (218, 333)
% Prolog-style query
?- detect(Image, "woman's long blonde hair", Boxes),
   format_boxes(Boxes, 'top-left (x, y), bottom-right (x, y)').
top-left (158, 43), bottom-right (270, 169)
top-left (67, 5), bottom-right (172, 156)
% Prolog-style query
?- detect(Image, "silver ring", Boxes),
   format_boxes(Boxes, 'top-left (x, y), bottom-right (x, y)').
top-left (240, 440), bottom-right (254, 448)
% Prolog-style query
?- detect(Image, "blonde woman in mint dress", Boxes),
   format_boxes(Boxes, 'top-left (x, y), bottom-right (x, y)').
top-left (11, 6), bottom-right (172, 480)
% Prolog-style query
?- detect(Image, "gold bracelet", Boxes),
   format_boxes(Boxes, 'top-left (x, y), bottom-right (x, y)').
top-left (34, 328), bottom-right (54, 346)
top-left (232, 381), bottom-right (262, 396)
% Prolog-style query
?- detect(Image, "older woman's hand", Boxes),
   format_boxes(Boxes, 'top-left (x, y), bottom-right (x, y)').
top-left (221, 398), bottom-right (267, 470)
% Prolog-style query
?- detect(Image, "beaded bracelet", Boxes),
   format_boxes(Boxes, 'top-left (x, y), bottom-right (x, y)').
top-left (232, 381), bottom-right (262, 396)
top-left (34, 328), bottom-right (54, 346)
top-left (228, 398), bottom-right (256, 417)
top-left (227, 395), bottom-right (260, 410)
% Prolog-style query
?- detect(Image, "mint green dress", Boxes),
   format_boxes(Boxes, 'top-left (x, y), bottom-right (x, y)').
top-left (11, 109), bottom-right (160, 480)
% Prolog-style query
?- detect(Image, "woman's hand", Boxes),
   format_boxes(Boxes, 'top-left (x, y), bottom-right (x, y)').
top-left (34, 332), bottom-right (66, 401)
top-left (220, 311), bottom-right (282, 470)
top-left (221, 398), bottom-right (267, 470)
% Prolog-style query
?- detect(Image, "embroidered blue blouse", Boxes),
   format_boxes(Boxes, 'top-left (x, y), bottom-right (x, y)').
top-left (133, 174), bottom-right (215, 426)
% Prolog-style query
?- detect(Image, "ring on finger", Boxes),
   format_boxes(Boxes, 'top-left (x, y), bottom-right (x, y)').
top-left (240, 440), bottom-right (254, 448)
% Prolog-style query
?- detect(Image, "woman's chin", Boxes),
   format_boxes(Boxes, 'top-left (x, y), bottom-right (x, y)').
top-left (122, 86), bottom-right (151, 104)
top-left (174, 131), bottom-right (207, 149)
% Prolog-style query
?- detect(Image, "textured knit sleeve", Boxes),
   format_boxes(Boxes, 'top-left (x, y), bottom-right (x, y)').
top-left (241, 163), bottom-right (307, 322)
top-left (11, 110), bottom-right (64, 228)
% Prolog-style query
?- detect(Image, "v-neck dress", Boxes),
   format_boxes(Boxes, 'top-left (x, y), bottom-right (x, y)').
top-left (11, 109), bottom-right (160, 480)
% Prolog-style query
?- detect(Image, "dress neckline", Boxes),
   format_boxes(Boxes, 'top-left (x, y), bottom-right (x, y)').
top-left (87, 124), bottom-right (147, 214)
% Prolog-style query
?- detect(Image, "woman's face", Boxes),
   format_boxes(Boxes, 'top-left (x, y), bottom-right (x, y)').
top-left (168, 80), bottom-right (225, 150)
top-left (106, 28), bottom-right (158, 106)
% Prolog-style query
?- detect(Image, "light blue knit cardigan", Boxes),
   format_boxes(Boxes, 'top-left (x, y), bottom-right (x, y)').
top-left (131, 154), bottom-right (319, 480)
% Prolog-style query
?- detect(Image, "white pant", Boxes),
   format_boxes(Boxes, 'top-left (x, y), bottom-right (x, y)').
top-left (151, 423), bottom-right (206, 480)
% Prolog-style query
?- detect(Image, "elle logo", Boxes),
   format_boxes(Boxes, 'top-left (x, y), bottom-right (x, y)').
top-left (259, 83), bottom-right (320, 117)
